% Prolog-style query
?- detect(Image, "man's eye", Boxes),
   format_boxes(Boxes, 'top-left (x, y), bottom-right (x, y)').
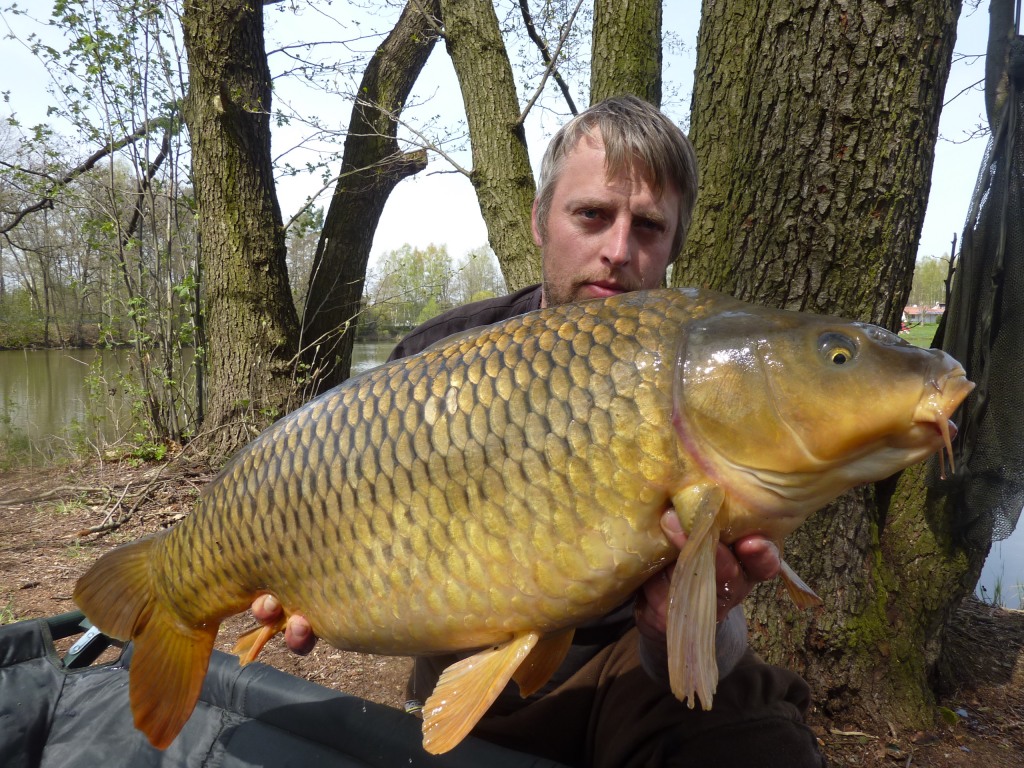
top-left (580, 209), bottom-right (600, 220)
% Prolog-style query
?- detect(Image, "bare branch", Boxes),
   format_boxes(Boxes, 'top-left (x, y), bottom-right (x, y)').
top-left (943, 76), bottom-right (985, 108)
top-left (409, 0), bottom-right (446, 40)
top-left (386, 108), bottom-right (472, 177)
top-left (517, 0), bottom-right (579, 116)
top-left (282, 143), bottom-right (433, 233)
top-left (517, 0), bottom-right (586, 126)
top-left (122, 131), bottom-right (172, 248)
top-left (0, 123), bottom-right (153, 235)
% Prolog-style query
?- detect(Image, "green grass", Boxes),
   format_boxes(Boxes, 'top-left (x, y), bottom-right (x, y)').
top-left (900, 323), bottom-right (939, 348)
top-left (54, 498), bottom-right (90, 516)
top-left (0, 600), bottom-right (16, 626)
top-left (63, 540), bottom-right (90, 560)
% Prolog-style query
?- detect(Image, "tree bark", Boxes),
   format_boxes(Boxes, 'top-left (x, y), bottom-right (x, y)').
top-left (678, 0), bottom-right (959, 330)
top-left (181, 0), bottom-right (300, 456)
top-left (929, 0), bottom-right (1024, 688)
top-left (299, 0), bottom-right (441, 394)
top-left (590, 0), bottom-right (662, 105)
top-left (438, 0), bottom-right (540, 290)
top-left (679, 0), bottom-right (962, 730)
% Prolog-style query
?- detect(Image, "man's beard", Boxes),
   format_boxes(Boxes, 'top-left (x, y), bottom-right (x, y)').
top-left (541, 269), bottom-right (645, 308)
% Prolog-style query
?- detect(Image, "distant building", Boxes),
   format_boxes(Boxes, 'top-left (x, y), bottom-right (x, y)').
top-left (903, 303), bottom-right (945, 325)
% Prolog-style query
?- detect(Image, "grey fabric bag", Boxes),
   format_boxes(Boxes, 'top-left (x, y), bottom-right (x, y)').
top-left (0, 612), bottom-right (566, 768)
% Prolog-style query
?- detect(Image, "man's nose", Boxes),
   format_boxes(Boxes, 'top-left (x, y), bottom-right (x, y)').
top-left (601, 216), bottom-right (633, 267)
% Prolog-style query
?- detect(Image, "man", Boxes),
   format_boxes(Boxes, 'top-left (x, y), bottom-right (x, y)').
top-left (254, 95), bottom-right (825, 767)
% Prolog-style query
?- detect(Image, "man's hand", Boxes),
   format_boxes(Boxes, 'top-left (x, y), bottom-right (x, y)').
top-left (635, 509), bottom-right (781, 639)
top-left (250, 594), bottom-right (317, 655)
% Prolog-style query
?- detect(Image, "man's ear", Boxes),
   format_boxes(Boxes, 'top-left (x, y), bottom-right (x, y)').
top-left (530, 199), bottom-right (543, 247)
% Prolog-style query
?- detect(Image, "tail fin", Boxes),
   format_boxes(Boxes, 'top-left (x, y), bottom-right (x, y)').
top-left (74, 534), bottom-right (217, 749)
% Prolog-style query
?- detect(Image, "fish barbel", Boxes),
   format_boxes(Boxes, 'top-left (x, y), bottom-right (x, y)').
top-left (74, 287), bottom-right (973, 754)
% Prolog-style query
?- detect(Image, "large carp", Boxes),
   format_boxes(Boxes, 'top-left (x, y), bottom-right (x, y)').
top-left (74, 288), bottom-right (973, 754)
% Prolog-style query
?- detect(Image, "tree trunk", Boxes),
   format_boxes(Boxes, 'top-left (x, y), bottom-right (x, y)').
top-left (590, 0), bottom-right (662, 106)
top-left (181, 0), bottom-right (300, 456)
top-left (679, 0), bottom-right (959, 330)
top-left (679, 0), bottom-right (962, 730)
top-left (438, 0), bottom-right (540, 290)
top-left (930, 0), bottom-right (1024, 687)
top-left (299, 0), bottom-right (441, 395)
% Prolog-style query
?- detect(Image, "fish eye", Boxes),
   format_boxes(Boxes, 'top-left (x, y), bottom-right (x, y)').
top-left (819, 332), bottom-right (857, 366)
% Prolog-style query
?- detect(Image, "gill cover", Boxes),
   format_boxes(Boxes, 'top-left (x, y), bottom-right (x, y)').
top-left (674, 307), bottom-right (943, 478)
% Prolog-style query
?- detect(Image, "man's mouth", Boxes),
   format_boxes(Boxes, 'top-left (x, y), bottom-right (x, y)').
top-left (579, 281), bottom-right (630, 299)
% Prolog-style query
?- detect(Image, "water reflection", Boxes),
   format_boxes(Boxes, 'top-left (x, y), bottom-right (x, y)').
top-left (0, 343), bottom-right (395, 454)
top-left (0, 348), bottom-right (140, 455)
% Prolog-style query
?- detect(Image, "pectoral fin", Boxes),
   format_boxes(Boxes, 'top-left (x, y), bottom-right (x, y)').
top-left (512, 628), bottom-right (574, 698)
top-left (232, 616), bottom-right (287, 665)
top-left (667, 484), bottom-right (724, 711)
top-left (779, 559), bottom-right (823, 609)
top-left (422, 632), bottom-right (540, 754)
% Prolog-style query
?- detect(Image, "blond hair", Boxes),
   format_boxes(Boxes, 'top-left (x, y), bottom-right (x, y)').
top-left (534, 95), bottom-right (698, 259)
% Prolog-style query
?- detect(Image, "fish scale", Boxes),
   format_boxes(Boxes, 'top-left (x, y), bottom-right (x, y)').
top-left (189, 297), bottom-right (657, 640)
top-left (325, 298), bottom-right (656, 635)
top-left (74, 287), bottom-right (973, 754)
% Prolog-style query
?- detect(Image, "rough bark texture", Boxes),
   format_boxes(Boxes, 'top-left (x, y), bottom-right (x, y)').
top-left (439, 0), bottom-right (540, 290)
top-left (299, 0), bottom-right (441, 395)
top-left (748, 465), bottom-right (975, 727)
top-left (590, 0), bottom-right (662, 105)
top-left (679, 0), bottom-right (962, 730)
top-left (677, 0), bottom-right (959, 331)
top-left (929, 0), bottom-right (1024, 687)
top-left (182, 0), bottom-right (300, 457)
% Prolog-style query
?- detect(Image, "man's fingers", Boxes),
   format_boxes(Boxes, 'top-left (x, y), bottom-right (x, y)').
top-left (284, 615), bottom-right (316, 655)
top-left (733, 536), bottom-right (781, 583)
top-left (250, 595), bottom-right (316, 655)
top-left (252, 593), bottom-right (282, 622)
top-left (659, 509), bottom-right (686, 547)
top-left (714, 542), bottom-right (742, 584)
top-left (658, 510), bottom-right (782, 619)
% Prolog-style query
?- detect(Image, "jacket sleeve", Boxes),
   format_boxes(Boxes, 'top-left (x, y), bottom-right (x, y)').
top-left (387, 285), bottom-right (543, 362)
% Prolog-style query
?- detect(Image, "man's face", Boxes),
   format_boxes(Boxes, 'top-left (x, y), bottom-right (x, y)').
top-left (534, 132), bottom-right (682, 308)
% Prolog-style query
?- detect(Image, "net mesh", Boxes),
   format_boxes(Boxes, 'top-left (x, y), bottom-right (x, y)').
top-left (931, 38), bottom-right (1024, 548)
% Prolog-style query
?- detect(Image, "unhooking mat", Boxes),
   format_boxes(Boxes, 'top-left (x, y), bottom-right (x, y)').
top-left (0, 611), bottom-right (567, 768)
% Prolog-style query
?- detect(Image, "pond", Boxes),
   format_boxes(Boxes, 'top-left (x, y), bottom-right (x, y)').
top-left (0, 346), bottom-right (1021, 608)
top-left (0, 344), bottom-right (395, 457)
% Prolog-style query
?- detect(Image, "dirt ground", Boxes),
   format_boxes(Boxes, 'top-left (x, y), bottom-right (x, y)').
top-left (1, 456), bottom-right (1021, 767)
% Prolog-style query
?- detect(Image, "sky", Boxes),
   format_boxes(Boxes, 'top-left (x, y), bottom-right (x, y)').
top-left (0, 1), bottom-right (994, 267)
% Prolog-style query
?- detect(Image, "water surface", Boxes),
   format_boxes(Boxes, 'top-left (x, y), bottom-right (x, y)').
top-left (0, 344), bottom-right (394, 456)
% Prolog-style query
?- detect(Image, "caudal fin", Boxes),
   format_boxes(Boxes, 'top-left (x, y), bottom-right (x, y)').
top-left (73, 534), bottom-right (217, 749)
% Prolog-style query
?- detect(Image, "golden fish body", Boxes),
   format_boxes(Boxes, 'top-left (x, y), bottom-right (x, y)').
top-left (159, 296), bottom-right (690, 653)
top-left (74, 287), bottom-right (973, 754)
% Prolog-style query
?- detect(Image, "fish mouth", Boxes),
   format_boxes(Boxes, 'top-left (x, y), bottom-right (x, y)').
top-left (912, 369), bottom-right (974, 478)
